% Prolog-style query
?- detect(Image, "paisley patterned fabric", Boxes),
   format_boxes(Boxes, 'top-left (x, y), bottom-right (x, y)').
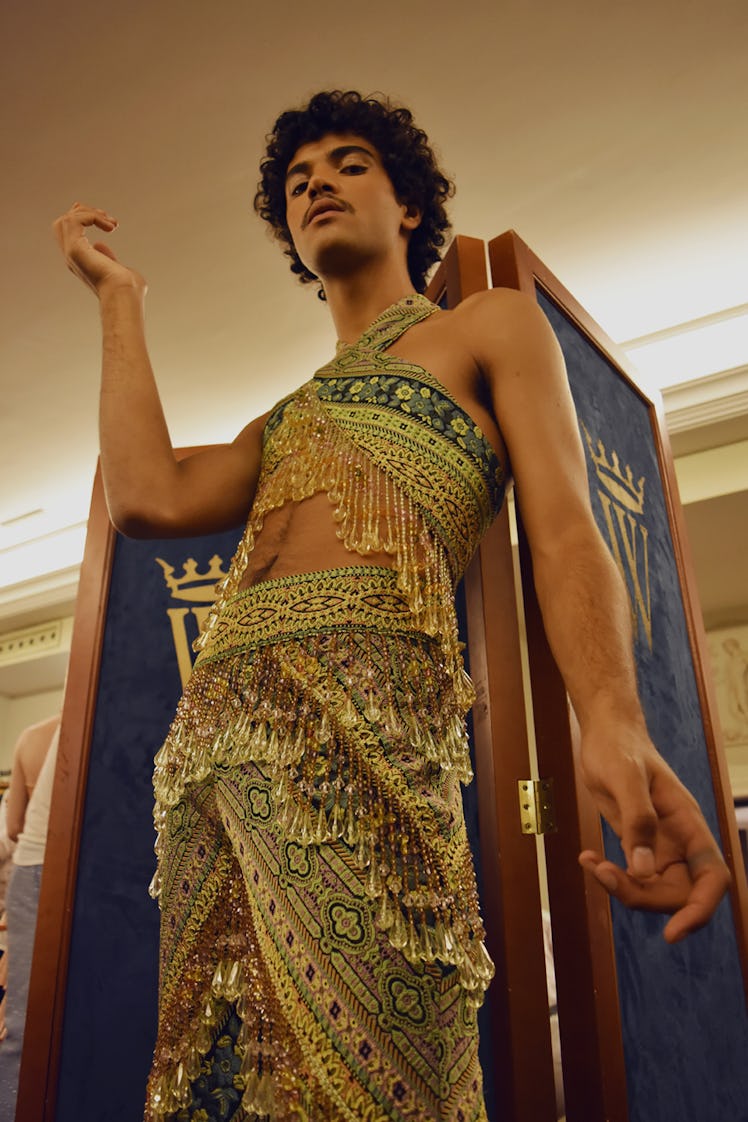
top-left (145, 297), bottom-right (505, 1121)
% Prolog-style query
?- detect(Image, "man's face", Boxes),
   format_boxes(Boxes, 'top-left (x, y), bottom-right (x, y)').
top-left (284, 133), bottom-right (420, 282)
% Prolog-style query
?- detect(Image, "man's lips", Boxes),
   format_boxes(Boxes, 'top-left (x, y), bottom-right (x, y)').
top-left (302, 199), bottom-right (349, 228)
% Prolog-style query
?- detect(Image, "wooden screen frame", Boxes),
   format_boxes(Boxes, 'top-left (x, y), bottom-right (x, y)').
top-left (18, 466), bottom-right (116, 1121)
top-left (490, 228), bottom-right (748, 1119)
top-left (427, 237), bottom-right (558, 1121)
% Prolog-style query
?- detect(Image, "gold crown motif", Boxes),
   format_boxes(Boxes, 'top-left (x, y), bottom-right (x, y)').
top-left (156, 555), bottom-right (229, 602)
top-left (581, 424), bottom-right (645, 515)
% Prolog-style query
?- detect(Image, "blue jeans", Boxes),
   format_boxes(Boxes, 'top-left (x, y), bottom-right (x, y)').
top-left (0, 864), bottom-right (42, 1122)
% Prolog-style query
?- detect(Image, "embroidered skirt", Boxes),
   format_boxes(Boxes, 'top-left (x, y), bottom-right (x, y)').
top-left (146, 567), bottom-right (491, 1121)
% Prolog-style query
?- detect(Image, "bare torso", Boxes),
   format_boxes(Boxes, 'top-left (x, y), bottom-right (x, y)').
top-left (238, 307), bottom-right (507, 589)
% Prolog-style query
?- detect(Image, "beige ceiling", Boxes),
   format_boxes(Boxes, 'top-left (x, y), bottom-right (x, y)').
top-left (1, 0), bottom-right (747, 641)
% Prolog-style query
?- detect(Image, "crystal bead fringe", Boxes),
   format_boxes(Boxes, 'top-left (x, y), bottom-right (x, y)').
top-left (192, 382), bottom-right (470, 710)
top-left (151, 621), bottom-right (492, 1001)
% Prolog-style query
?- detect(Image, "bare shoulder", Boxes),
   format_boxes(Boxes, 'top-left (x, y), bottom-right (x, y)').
top-left (231, 408), bottom-right (270, 452)
top-left (12, 714), bottom-right (59, 759)
top-left (452, 287), bottom-right (548, 330)
top-left (441, 287), bottom-right (565, 392)
top-left (447, 288), bottom-right (561, 376)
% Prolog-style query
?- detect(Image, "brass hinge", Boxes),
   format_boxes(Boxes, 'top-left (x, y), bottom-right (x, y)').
top-left (518, 778), bottom-right (557, 835)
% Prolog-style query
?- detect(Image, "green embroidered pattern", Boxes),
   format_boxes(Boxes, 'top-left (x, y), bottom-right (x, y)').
top-left (153, 754), bottom-right (487, 1121)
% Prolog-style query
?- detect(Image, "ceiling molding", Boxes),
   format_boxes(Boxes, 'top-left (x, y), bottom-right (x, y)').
top-left (0, 566), bottom-right (81, 632)
top-left (662, 364), bottom-right (748, 433)
top-left (623, 304), bottom-right (748, 350)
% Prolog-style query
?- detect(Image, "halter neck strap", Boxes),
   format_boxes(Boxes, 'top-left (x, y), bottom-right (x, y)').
top-left (335, 294), bottom-right (439, 356)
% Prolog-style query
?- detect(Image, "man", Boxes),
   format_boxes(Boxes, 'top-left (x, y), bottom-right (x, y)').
top-left (55, 91), bottom-right (728, 1122)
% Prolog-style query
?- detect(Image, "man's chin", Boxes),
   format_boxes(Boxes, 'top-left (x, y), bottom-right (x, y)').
top-left (302, 242), bottom-right (376, 284)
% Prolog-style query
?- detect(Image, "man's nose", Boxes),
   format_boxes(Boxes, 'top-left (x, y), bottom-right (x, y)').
top-left (307, 173), bottom-right (336, 199)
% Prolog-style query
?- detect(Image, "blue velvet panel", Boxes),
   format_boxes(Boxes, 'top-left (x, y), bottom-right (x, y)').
top-left (56, 527), bottom-right (243, 1122)
top-left (55, 530), bottom-right (497, 1121)
top-left (537, 289), bottom-right (748, 1122)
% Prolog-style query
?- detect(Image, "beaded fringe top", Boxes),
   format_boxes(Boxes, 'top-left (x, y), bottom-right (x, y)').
top-left (194, 293), bottom-right (504, 673)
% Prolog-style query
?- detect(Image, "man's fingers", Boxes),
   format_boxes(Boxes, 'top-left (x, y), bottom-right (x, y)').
top-left (579, 845), bottom-right (731, 938)
top-left (614, 760), bottom-right (658, 878)
top-left (579, 851), bottom-right (624, 894)
top-left (52, 203), bottom-right (138, 296)
top-left (53, 204), bottom-right (118, 252)
top-left (579, 853), bottom-right (682, 907)
top-left (663, 849), bottom-right (731, 942)
top-left (663, 904), bottom-right (709, 944)
top-left (579, 849), bottom-right (604, 873)
top-left (663, 876), bottom-right (728, 943)
top-left (68, 202), bottom-right (119, 230)
top-left (588, 863), bottom-right (690, 913)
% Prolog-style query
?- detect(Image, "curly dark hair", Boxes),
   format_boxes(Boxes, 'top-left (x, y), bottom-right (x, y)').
top-left (254, 90), bottom-right (454, 298)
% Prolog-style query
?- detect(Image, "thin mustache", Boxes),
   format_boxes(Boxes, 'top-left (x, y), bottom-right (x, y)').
top-left (302, 198), bottom-right (350, 229)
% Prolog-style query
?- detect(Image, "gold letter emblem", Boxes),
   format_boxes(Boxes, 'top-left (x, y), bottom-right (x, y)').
top-left (582, 425), bottom-right (652, 650)
top-left (156, 556), bottom-right (229, 687)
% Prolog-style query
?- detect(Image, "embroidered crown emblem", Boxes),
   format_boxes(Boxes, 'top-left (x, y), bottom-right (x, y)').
top-left (155, 555), bottom-right (229, 602)
top-left (581, 424), bottom-right (645, 515)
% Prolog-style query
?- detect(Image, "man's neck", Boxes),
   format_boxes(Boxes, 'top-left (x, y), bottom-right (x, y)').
top-left (322, 263), bottom-right (419, 344)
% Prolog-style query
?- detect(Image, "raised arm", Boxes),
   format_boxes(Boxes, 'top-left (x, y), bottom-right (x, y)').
top-left (53, 203), bottom-right (264, 538)
top-left (461, 288), bottom-right (729, 942)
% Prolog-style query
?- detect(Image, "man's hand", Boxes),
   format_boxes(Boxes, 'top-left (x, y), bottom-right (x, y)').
top-left (53, 202), bottom-right (145, 298)
top-left (578, 725), bottom-right (731, 943)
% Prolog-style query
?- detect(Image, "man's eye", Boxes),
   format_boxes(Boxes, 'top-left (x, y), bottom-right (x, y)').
top-left (290, 181), bottom-right (307, 197)
top-left (341, 163), bottom-right (366, 175)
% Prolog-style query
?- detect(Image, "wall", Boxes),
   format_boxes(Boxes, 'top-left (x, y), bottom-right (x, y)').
top-left (706, 622), bottom-right (748, 799)
top-left (0, 687), bottom-right (65, 778)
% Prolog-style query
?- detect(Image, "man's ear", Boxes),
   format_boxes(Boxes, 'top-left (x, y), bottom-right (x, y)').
top-left (401, 202), bottom-right (422, 231)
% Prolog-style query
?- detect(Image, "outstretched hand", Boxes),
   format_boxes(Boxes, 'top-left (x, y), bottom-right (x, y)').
top-left (53, 202), bottom-right (145, 298)
top-left (578, 725), bottom-right (730, 942)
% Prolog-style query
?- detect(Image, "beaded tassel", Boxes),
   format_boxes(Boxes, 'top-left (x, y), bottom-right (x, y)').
top-left (194, 382), bottom-right (466, 695)
top-left (153, 618), bottom-right (491, 1001)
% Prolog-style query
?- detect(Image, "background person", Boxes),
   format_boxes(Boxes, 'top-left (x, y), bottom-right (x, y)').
top-left (0, 715), bottom-right (60, 1118)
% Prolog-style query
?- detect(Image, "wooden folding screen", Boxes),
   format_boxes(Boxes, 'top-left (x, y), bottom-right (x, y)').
top-left (489, 230), bottom-right (748, 1122)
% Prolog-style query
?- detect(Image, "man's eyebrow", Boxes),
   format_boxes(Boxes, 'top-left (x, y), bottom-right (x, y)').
top-left (285, 144), bottom-right (376, 183)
